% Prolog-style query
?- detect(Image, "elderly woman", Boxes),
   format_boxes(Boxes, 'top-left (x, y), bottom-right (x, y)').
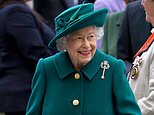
top-left (26, 3), bottom-right (141, 115)
top-left (128, 0), bottom-right (154, 115)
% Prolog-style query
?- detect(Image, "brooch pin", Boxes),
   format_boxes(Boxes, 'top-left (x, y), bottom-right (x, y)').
top-left (130, 56), bottom-right (142, 79)
top-left (100, 61), bottom-right (110, 79)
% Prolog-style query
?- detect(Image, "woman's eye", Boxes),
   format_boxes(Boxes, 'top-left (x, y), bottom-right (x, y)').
top-left (90, 35), bottom-right (94, 38)
top-left (88, 34), bottom-right (96, 39)
top-left (72, 36), bottom-right (82, 41)
top-left (74, 36), bottom-right (83, 40)
top-left (77, 37), bottom-right (82, 39)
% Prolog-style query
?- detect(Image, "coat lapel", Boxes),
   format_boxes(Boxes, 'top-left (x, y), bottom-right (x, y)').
top-left (81, 50), bottom-right (106, 80)
top-left (54, 52), bottom-right (76, 79)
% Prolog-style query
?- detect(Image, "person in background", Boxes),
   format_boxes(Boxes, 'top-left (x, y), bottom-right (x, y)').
top-left (33, 0), bottom-right (94, 31)
top-left (26, 3), bottom-right (141, 115)
top-left (117, 0), bottom-right (152, 74)
top-left (33, 0), bottom-right (75, 30)
top-left (102, 0), bottom-right (137, 57)
top-left (0, 0), bottom-right (55, 114)
top-left (94, 0), bottom-right (126, 12)
top-left (102, 11), bottom-right (124, 57)
top-left (128, 0), bottom-right (154, 114)
top-left (94, 0), bottom-right (134, 50)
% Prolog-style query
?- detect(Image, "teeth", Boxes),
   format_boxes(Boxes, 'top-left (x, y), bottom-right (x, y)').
top-left (81, 51), bottom-right (89, 54)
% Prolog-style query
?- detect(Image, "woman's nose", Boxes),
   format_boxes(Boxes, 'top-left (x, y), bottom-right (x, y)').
top-left (82, 38), bottom-right (90, 47)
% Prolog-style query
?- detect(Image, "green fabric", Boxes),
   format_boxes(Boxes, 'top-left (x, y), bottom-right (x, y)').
top-left (26, 50), bottom-right (141, 115)
top-left (48, 3), bottom-right (108, 49)
top-left (102, 11), bottom-right (124, 57)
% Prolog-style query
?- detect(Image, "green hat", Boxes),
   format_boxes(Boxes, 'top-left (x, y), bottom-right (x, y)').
top-left (48, 3), bottom-right (108, 49)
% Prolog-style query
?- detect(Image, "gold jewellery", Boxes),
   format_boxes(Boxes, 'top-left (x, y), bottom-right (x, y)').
top-left (130, 56), bottom-right (142, 79)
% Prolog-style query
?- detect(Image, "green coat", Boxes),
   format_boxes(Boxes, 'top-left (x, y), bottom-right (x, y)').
top-left (102, 11), bottom-right (124, 57)
top-left (26, 50), bottom-right (141, 115)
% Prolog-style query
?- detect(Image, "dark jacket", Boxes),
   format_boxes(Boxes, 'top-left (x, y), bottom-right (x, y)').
top-left (0, 3), bottom-right (54, 112)
top-left (33, 0), bottom-right (94, 31)
top-left (33, 0), bottom-right (75, 30)
top-left (117, 1), bottom-right (152, 74)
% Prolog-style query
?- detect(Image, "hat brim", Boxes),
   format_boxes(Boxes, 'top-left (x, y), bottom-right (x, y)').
top-left (48, 8), bottom-right (108, 49)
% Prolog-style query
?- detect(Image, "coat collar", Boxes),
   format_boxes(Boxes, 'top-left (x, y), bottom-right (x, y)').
top-left (54, 50), bottom-right (106, 80)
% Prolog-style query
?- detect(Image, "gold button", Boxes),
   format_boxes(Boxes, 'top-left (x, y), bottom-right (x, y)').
top-left (74, 73), bottom-right (80, 79)
top-left (73, 99), bottom-right (79, 106)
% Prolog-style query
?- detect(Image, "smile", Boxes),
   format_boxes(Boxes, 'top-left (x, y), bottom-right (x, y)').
top-left (78, 51), bottom-right (91, 56)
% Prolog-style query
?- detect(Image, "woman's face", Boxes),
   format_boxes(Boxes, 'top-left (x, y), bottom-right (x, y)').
top-left (65, 26), bottom-right (97, 70)
top-left (141, 0), bottom-right (154, 26)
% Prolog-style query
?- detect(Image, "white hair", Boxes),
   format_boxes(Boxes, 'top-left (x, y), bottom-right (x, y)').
top-left (55, 36), bottom-right (67, 51)
top-left (55, 26), bottom-right (104, 51)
